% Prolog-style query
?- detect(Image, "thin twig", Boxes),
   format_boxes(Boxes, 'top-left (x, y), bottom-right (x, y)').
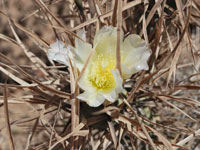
top-left (3, 83), bottom-right (15, 150)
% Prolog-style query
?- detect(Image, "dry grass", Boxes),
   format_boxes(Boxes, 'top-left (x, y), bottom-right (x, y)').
top-left (0, 0), bottom-right (200, 149)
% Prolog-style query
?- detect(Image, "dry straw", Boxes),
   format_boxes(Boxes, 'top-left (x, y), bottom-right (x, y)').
top-left (0, 0), bottom-right (200, 150)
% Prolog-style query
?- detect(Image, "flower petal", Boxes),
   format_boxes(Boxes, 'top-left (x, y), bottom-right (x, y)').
top-left (47, 40), bottom-right (70, 66)
top-left (102, 90), bottom-right (117, 102)
top-left (93, 26), bottom-right (123, 56)
top-left (78, 67), bottom-right (94, 91)
top-left (101, 69), bottom-right (123, 102)
top-left (77, 91), bottom-right (105, 107)
top-left (122, 34), bottom-right (145, 49)
top-left (77, 30), bottom-right (86, 41)
top-left (121, 34), bottom-right (151, 79)
top-left (94, 26), bottom-right (116, 45)
top-left (111, 69), bottom-right (123, 94)
top-left (121, 64), bottom-right (132, 79)
top-left (126, 47), bottom-right (150, 71)
top-left (74, 30), bottom-right (92, 70)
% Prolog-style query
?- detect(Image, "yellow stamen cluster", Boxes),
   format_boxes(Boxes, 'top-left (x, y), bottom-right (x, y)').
top-left (88, 54), bottom-right (116, 91)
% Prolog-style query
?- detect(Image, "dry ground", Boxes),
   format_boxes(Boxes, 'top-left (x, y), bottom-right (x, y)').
top-left (0, 0), bottom-right (200, 150)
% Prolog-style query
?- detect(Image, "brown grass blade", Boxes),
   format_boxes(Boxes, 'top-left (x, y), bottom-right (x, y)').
top-left (166, 3), bottom-right (191, 87)
top-left (175, 128), bottom-right (200, 149)
top-left (0, 52), bottom-right (71, 98)
top-left (0, 66), bottom-right (30, 86)
top-left (123, 98), bottom-right (158, 150)
top-left (157, 96), bottom-right (196, 121)
top-left (25, 118), bottom-right (39, 150)
top-left (148, 126), bottom-right (173, 150)
top-left (107, 120), bottom-right (117, 148)
top-left (3, 84), bottom-right (15, 150)
top-left (48, 123), bottom-right (88, 150)
top-left (71, 0), bottom-right (143, 31)
top-left (68, 47), bottom-right (79, 149)
top-left (112, 0), bottom-right (118, 26)
top-left (116, 0), bottom-right (122, 75)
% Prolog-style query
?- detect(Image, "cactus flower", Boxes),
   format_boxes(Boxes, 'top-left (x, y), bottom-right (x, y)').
top-left (48, 26), bottom-right (150, 107)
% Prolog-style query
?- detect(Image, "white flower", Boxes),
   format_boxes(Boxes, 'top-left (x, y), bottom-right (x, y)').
top-left (48, 40), bottom-right (70, 66)
top-left (47, 26), bottom-right (150, 107)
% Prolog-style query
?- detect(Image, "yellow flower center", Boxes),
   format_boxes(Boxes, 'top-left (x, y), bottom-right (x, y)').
top-left (88, 54), bottom-right (116, 91)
